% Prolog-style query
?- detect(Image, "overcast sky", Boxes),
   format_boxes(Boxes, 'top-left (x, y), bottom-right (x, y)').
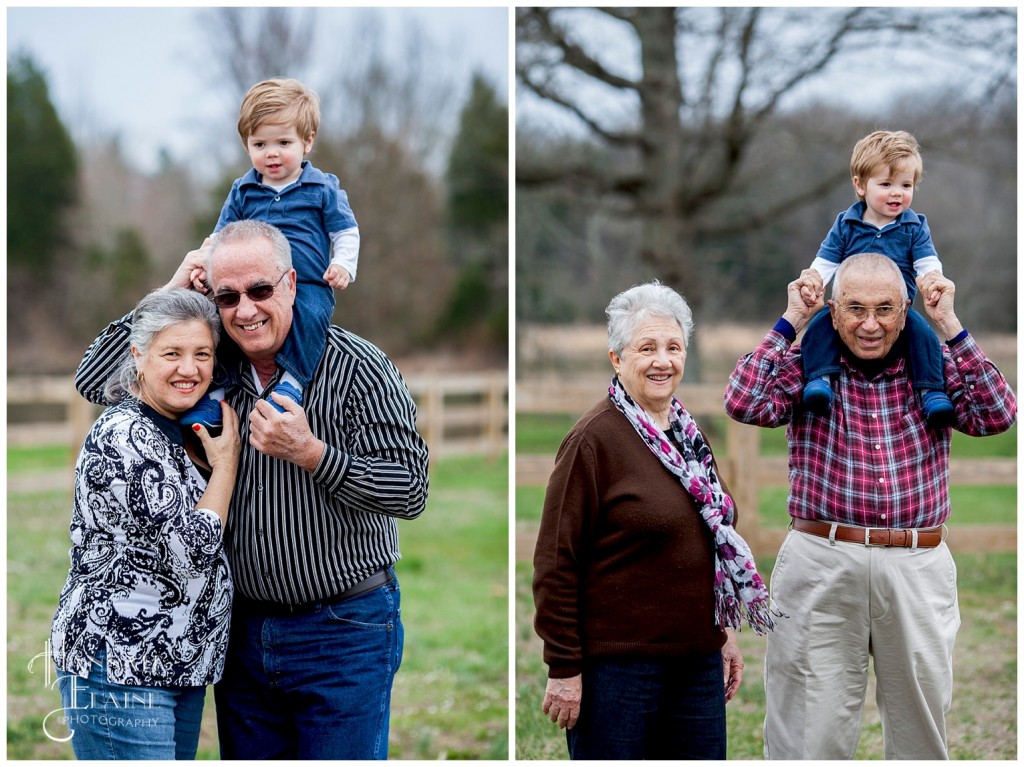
top-left (7, 6), bottom-right (509, 175)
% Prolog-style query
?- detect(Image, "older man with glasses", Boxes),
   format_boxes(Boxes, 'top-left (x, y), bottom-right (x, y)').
top-left (74, 219), bottom-right (429, 759)
top-left (724, 252), bottom-right (1015, 760)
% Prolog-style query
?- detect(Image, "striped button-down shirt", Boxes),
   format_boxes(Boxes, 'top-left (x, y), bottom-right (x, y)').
top-left (724, 327), bottom-right (1015, 529)
top-left (75, 315), bottom-right (429, 604)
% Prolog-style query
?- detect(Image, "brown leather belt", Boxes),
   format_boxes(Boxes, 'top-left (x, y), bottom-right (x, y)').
top-left (792, 517), bottom-right (945, 548)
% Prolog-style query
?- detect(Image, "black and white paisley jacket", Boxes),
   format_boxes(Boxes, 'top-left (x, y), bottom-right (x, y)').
top-left (50, 399), bottom-right (232, 687)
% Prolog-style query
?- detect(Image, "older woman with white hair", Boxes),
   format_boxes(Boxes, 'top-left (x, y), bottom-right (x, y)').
top-left (51, 288), bottom-right (241, 760)
top-left (532, 280), bottom-right (780, 760)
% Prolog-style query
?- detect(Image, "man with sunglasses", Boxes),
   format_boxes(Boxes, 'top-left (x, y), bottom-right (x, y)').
top-left (73, 219), bottom-right (429, 759)
top-left (724, 252), bottom-right (1015, 760)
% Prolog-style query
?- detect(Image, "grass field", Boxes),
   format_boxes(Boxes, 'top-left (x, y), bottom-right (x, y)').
top-left (515, 414), bottom-right (1016, 759)
top-left (6, 450), bottom-right (509, 760)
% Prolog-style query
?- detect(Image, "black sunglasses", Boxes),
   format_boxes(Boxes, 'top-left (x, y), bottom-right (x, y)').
top-left (211, 270), bottom-right (289, 309)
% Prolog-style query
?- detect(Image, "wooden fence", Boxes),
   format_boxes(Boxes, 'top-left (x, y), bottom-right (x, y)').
top-left (7, 372), bottom-right (508, 463)
top-left (517, 375), bottom-right (1016, 555)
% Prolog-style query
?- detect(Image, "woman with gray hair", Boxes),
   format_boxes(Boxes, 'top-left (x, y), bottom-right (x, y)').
top-left (51, 288), bottom-right (241, 760)
top-left (532, 280), bottom-right (780, 759)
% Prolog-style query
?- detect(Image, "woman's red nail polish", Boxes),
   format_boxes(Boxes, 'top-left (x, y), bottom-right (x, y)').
top-left (193, 424), bottom-right (202, 432)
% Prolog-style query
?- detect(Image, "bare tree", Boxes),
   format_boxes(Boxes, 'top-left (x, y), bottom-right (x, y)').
top-left (516, 7), bottom-right (1016, 297)
top-left (201, 7), bottom-right (317, 99)
top-left (318, 11), bottom-right (459, 174)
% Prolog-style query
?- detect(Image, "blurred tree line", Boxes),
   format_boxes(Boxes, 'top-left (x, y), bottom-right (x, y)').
top-left (516, 7), bottom-right (1016, 368)
top-left (8, 8), bottom-right (508, 374)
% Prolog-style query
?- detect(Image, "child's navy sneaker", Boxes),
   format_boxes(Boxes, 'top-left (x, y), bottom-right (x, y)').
top-left (802, 377), bottom-right (833, 414)
top-left (268, 380), bottom-right (303, 413)
top-left (921, 390), bottom-right (955, 428)
top-left (180, 394), bottom-right (223, 432)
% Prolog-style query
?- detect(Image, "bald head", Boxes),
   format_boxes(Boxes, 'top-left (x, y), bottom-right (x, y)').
top-left (829, 253), bottom-right (911, 360)
top-left (832, 253), bottom-right (907, 304)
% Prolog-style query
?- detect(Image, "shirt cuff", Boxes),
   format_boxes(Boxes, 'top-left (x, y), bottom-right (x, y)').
top-left (773, 318), bottom-right (797, 343)
top-left (945, 329), bottom-right (970, 346)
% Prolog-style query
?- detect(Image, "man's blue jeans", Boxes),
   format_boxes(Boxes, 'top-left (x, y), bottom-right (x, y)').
top-left (214, 572), bottom-right (403, 759)
top-left (566, 651), bottom-right (726, 760)
top-left (55, 647), bottom-right (206, 760)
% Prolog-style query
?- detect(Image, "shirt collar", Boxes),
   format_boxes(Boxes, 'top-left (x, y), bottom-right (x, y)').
top-left (842, 201), bottom-right (922, 228)
top-left (239, 160), bottom-right (325, 189)
top-left (137, 400), bottom-right (186, 447)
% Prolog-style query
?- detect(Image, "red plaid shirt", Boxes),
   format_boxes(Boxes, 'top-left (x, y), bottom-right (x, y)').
top-left (724, 329), bottom-right (1016, 529)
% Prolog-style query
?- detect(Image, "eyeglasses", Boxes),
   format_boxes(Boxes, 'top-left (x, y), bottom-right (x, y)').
top-left (838, 303), bottom-right (903, 322)
top-left (210, 271), bottom-right (289, 309)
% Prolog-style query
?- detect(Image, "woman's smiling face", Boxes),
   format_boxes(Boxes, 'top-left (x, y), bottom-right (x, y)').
top-left (609, 316), bottom-right (686, 417)
top-left (133, 320), bottom-right (216, 419)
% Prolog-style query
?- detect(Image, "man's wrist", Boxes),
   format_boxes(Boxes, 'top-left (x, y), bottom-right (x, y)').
top-left (938, 315), bottom-right (965, 341)
top-left (945, 327), bottom-right (969, 346)
top-left (774, 316), bottom-right (798, 342)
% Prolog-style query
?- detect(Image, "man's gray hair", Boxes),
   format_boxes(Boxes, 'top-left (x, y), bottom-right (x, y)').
top-left (833, 253), bottom-right (908, 302)
top-left (105, 288), bottom-right (221, 403)
top-left (207, 219), bottom-right (293, 282)
top-left (606, 280), bottom-right (694, 356)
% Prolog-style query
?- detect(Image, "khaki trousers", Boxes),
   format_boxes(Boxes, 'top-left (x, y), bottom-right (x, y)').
top-left (763, 528), bottom-right (960, 760)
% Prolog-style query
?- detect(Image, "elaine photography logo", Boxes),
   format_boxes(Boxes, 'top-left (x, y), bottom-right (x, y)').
top-left (29, 640), bottom-right (158, 743)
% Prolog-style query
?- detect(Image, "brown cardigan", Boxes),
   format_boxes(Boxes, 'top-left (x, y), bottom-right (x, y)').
top-left (532, 398), bottom-right (731, 678)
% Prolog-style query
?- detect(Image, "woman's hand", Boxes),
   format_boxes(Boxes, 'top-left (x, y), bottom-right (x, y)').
top-left (542, 674), bottom-right (582, 729)
top-left (192, 401), bottom-right (241, 526)
top-left (722, 629), bottom-right (744, 703)
top-left (194, 401), bottom-right (241, 474)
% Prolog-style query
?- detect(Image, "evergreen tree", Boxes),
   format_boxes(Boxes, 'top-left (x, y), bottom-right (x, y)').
top-left (440, 74), bottom-right (509, 348)
top-left (7, 54), bottom-right (78, 274)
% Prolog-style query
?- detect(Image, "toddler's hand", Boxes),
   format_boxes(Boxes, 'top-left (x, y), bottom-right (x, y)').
top-left (917, 269), bottom-right (943, 307)
top-left (190, 266), bottom-right (209, 293)
top-left (324, 264), bottom-right (351, 289)
top-left (796, 268), bottom-right (824, 307)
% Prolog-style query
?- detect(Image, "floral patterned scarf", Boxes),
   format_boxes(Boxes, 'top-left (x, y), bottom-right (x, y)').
top-left (609, 376), bottom-right (782, 635)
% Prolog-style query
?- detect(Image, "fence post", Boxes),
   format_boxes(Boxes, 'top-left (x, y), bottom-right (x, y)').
top-left (725, 420), bottom-right (763, 553)
top-left (67, 383), bottom-right (95, 464)
top-left (420, 376), bottom-right (444, 460)
top-left (486, 374), bottom-right (505, 458)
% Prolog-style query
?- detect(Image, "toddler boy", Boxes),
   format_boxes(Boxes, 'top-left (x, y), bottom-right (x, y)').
top-left (183, 78), bottom-right (359, 429)
top-left (797, 130), bottom-right (954, 428)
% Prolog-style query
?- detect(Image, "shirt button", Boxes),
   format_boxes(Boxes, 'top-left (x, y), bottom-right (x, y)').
top-left (880, 514), bottom-right (887, 520)
top-left (274, 196), bottom-right (281, 202)
top-left (875, 444), bottom-right (881, 450)
top-left (871, 413), bottom-right (878, 419)
top-left (956, 357), bottom-right (963, 363)
top-left (878, 477), bottom-right (885, 483)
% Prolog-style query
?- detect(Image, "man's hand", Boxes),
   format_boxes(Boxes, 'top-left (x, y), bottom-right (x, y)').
top-left (542, 674), bottom-right (582, 730)
top-left (248, 395), bottom-right (325, 471)
top-left (919, 272), bottom-right (963, 340)
top-left (916, 269), bottom-right (944, 307)
top-left (797, 268), bottom-right (824, 308)
top-left (165, 238), bottom-right (214, 293)
top-left (722, 629), bottom-right (744, 703)
top-left (782, 272), bottom-right (825, 334)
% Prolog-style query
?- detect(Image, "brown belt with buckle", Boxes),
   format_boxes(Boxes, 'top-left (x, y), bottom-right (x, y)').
top-left (792, 517), bottom-right (945, 548)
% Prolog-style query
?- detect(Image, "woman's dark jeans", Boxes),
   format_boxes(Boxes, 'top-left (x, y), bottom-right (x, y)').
top-left (567, 651), bottom-right (726, 760)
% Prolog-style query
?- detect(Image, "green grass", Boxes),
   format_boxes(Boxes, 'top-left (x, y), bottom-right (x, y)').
top-left (515, 553), bottom-right (1016, 760)
top-left (515, 413), bottom-right (1017, 759)
top-left (6, 451), bottom-right (509, 760)
top-left (6, 444), bottom-right (72, 473)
